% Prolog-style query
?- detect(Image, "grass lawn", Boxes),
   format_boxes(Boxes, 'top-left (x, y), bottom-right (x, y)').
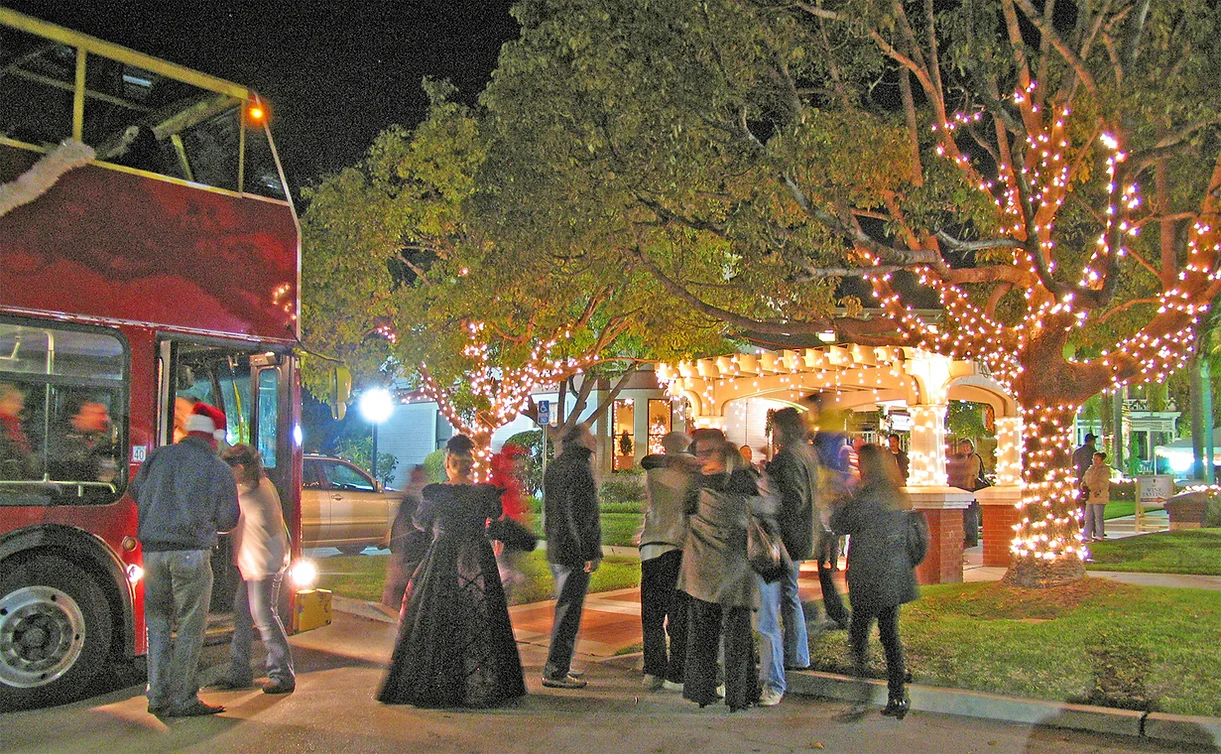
top-left (526, 513), bottom-right (641, 547)
top-left (808, 579), bottom-right (1221, 716)
top-left (1084, 529), bottom-right (1221, 575)
top-left (316, 550), bottom-right (641, 607)
top-left (1103, 500), bottom-right (1135, 520)
top-left (599, 513), bottom-right (641, 547)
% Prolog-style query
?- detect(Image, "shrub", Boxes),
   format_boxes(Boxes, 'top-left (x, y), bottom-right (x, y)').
top-left (504, 429), bottom-right (548, 495)
top-left (600, 474), bottom-right (645, 513)
top-left (1111, 480), bottom-right (1135, 502)
top-left (421, 449), bottom-right (446, 483)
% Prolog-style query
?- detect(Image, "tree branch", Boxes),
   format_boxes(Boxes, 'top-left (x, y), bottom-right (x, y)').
top-left (584, 364), bottom-right (643, 428)
top-left (1011, 0), bottom-right (1099, 95)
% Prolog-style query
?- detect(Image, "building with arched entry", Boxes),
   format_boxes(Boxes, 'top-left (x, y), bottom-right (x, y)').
top-left (657, 344), bottom-right (1022, 582)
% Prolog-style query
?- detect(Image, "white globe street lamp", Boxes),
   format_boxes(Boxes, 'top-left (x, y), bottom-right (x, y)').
top-left (358, 387), bottom-right (395, 482)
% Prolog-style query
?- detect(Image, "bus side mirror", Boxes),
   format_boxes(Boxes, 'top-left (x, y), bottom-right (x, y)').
top-left (329, 366), bottom-right (351, 421)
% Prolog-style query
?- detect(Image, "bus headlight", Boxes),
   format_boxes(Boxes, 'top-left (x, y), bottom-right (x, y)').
top-left (126, 563), bottom-right (144, 584)
top-left (289, 559), bottom-right (318, 590)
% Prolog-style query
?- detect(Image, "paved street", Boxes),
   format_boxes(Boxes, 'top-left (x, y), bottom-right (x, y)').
top-left (6, 514), bottom-right (1215, 754)
top-left (3, 607), bottom-right (1214, 754)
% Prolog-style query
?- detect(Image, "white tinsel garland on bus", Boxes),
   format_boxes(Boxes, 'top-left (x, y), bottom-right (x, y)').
top-left (0, 139), bottom-right (96, 218)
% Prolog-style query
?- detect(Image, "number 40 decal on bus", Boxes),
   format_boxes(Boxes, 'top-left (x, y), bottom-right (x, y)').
top-left (132, 446), bottom-right (147, 463)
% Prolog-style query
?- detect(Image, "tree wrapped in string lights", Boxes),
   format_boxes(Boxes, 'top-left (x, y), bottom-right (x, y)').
top-left (416, 321), bottom-right (601, 474)
top-left (485, 0), bottom-right (1221, 586)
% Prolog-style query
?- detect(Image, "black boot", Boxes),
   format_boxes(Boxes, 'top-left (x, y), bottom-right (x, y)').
top-left (881, 691), bottom-right (910, 720)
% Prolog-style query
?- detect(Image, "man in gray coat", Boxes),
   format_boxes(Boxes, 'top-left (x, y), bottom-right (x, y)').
top-left (132, 412), bottom-right (239, 717)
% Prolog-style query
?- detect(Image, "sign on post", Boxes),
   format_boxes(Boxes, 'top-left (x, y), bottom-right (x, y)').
top-left (536, 400), bottom-right (550, 426)
top-left (1135, 474), bottom-right (1174, 533)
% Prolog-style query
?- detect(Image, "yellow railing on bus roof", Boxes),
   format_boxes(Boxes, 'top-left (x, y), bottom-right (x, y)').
top-left (0, 7), bottom-right (252, 102)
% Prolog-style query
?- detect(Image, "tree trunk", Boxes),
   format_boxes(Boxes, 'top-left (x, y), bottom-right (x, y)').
top-left (1001, 403), bottom-right (1088, 588)
top-left (1205, 357), bottom-right (1215, 485)
top-left (1191, 345), bottom-right (1206, 481)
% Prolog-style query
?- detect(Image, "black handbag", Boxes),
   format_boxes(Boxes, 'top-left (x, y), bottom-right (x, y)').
top-left (905, 510), bottom-right (930, 566)
top-left (487, 516), bottom-right (538, 552)
top-left (747, 512), bottom-right (791, 583)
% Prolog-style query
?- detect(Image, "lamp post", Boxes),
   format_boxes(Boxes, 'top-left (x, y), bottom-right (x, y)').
top-left (358, 387), bottom-right (394, 483)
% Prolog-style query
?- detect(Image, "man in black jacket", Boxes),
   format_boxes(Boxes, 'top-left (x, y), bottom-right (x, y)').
top-left (542, 424), bottom-right (602, 689)
top-left (756, 407), bottom-right (818, 706)
top-left (132, 412), bottom-right (239, 717)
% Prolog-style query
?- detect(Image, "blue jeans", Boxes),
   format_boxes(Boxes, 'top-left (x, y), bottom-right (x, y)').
top-left (144, 549), bottom-right (213, 709)
top-left (544, 563), bottom-right (591, 679)
top-left (229, 574), bottom-right (295, 685)
top-left (1083, 503), bottom-right (1106, 539)
top-left (756, 559), bottom-right (809, 694)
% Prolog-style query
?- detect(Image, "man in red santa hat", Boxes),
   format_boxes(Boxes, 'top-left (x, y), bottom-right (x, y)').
top-left (131, 411), bottom-right (239, 717)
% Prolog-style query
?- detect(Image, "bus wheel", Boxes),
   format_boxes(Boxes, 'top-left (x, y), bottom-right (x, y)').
top-left (0, 556), bottom-right (112, 709)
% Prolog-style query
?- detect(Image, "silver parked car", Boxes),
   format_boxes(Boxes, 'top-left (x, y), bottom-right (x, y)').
top-left (301, 455), bottom-right (399, 555)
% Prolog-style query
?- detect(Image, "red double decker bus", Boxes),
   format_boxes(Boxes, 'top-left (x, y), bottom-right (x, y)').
top-left (0, 9), bottom-right (310, 708)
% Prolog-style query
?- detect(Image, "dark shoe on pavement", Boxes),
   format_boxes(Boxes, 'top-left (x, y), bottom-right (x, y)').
top-left (542, 673), bottom-right (588, 689)
top-left (208, 678), bottom-right (254, 691)
top-left (163, 699), bottom-right (225, 717)
top-left (881, 692), bottom-right (910, 720)
top-left (147, 701), bottom-right (169, 716)
top-left (262, 680), bottom-right (296, 695)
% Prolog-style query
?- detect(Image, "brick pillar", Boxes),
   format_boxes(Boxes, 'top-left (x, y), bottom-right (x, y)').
top-left (907, 488), bottom-right (973, 585)
top-left (976, 486), bottom-right (1022, 568)
top-left (914, 508), bottom-right (963, 585)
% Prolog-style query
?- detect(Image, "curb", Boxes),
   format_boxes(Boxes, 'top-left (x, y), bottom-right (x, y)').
top-left (328, 597), bottom-right (1221, 747)
top-left (788, 670), bottom-right (1221, 747)
top-left (332, 595), bottom-right (397, 625)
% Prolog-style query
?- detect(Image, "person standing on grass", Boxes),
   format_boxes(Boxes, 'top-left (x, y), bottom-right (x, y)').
top-left (1073, 433), bottom-right (1099, 516)
top-left (755, 407), bottom-right (816, 707)
top-left (382, 465), bottom-right (430, 612)
top-left (831, 444), bottom-right (918, 721)
top-left (638, 431), bottom-right (699, 692)
top-left (214, 444), bottom-right (295, 695)
top-left (542, 424), bottom-right (602, 690)
top-left (490, 444), bottom-right (532, 599)
top-left (1081, 452), bottom-right (1111, 542)
top-left (1072, 433), bottom-right (1098, 484)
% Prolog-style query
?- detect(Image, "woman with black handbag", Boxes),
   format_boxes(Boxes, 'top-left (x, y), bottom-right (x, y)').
top-left (677, 430), bottom-right (761, 711)
top-left (830, 443), bottom-right (920, 720)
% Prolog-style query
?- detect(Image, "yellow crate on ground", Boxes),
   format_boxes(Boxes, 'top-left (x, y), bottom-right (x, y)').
top-left (295, 588), bottom-right (332, 632)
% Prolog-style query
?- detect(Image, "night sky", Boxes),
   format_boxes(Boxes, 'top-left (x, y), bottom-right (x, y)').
top-left (5, 1), bottom-right (520, 187)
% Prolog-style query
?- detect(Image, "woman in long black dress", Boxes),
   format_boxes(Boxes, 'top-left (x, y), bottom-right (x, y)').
top-left (378, 435), bottom-right (526, 708)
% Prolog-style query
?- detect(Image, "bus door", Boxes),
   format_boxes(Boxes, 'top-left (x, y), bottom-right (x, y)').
top-left (156, 339), bottom-right (296, 623)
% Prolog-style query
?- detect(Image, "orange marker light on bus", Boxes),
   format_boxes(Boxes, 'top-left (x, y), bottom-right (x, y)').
top-left (248, 105), bottom-right (265, 122)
